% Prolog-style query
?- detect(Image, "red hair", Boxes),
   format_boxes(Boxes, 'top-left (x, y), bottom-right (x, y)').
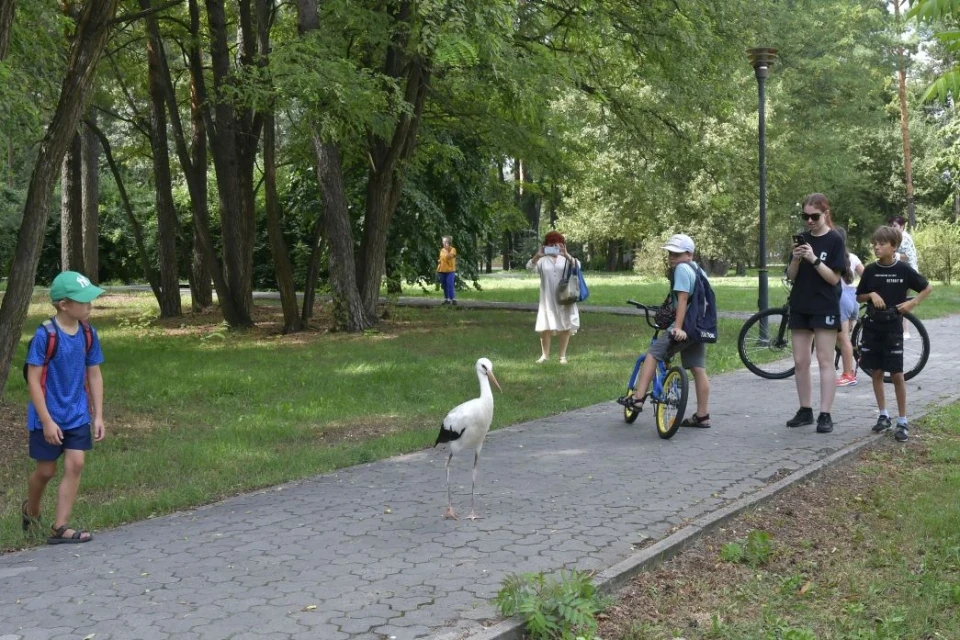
top-left (544, 231), bottom-right (565, 245)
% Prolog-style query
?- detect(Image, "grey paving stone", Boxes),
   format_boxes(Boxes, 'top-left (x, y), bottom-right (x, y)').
top-left (2, 316), bottom-right (958, 640)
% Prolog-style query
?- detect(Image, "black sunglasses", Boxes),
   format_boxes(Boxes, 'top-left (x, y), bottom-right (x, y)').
top-left (800, 213), bottom-right (822, 221)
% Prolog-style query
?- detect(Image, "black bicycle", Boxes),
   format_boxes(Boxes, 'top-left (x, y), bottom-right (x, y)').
top-left (738, 301), bottom-right (930, 383)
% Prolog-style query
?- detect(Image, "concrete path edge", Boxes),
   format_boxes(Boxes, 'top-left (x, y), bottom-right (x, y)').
top-left (444, 432), bottom-right (883, 640)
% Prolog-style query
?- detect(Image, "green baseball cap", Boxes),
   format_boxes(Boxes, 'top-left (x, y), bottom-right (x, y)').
top-left (50, 271), bottom-right (105, 303)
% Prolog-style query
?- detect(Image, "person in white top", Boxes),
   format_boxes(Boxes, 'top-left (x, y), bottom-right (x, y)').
top-left (526, 230), bottom-right (580, 364)
top-left (835, 227), bottom-right (865, 387)
top-left (888, 216), bottom-right (918, 339)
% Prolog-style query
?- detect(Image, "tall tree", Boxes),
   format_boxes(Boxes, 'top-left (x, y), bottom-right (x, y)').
top-left (81, 113), bottom-right (99, 281)
top-left (203, 0), bottom-right (261, 327)
top-left (257, 0), bottom-right (301, 332)
top-left (295, 0), bottom-right (373, 331)
top-left (0, 0), bottom-right (120, 399)
top-left (0, 0), bottom-right (15, 60)
top-left (142, 0), bottom-right (182, 318)
top-left (60, 131), bottom-right (84, 271)
top-left (893, 0), bottom-right (917, 228)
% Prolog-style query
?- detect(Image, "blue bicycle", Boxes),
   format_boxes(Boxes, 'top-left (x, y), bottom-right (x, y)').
top-left (617, 300), bottom-right (689, 439)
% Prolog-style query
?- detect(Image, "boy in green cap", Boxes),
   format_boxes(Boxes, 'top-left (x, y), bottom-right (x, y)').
top-left (21, 271), bottom-right (105, 544)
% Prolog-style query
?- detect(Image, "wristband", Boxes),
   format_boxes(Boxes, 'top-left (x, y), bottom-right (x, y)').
top-left (812, 257), bottom-right (822, 267)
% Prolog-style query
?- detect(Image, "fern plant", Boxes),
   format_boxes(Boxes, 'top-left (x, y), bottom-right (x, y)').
top-left (495, 569), bottom-right (610, 640)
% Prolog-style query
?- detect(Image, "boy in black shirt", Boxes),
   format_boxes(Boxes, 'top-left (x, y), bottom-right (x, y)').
top-left (856, 226), bottom-right (932, 442)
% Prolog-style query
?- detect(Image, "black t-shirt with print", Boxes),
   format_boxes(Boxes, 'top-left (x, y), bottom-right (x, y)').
top-left (789, 229), bottom-right (845, 315)
top-left (856, 260), bottom-right (929, 327)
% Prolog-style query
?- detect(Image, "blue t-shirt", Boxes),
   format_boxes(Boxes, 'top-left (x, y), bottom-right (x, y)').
top-left (26, 319), bottom-right (104, 431)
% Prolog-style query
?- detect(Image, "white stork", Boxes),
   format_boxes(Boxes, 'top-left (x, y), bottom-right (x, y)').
top-left (434, 357), bottom-right (502, 520)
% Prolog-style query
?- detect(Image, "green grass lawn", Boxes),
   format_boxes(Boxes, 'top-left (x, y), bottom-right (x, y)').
top-left (411, 271), bottom-right (960, 318)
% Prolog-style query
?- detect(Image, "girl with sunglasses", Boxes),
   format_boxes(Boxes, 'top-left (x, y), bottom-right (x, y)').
top-left (784, 193), bottom-right (847, 434)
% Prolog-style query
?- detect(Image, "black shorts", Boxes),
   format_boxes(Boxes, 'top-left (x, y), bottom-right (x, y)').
top-left (859, 325), bottom-right (903, 374)
top-left (789, 310), bottom-right (841, 332)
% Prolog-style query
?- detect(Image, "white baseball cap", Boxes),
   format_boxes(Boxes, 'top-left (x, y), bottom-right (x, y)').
top-left (662, 233), bottom-right (695, 254)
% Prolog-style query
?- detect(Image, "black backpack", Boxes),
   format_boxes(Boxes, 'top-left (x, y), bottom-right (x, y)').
top-left (23, 318), bottom-right (93, 390)
top-left (680, 264), bottom-right (718, 344)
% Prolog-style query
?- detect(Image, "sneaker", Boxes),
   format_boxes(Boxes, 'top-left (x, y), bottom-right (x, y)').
top-left (903, 331), bottom-right (911, 340)
top-left (895, 424), bottom-right (909, 442)
top-left (451, 300), bottom-right (457, 306)
top-left (786, 407), bottom-right (814, 428)
top-left (836, 373), bottom-right (858, 387)
top-left (816, 412), bottom-right (834, 433)
top-left (872, 415), bottom-right (892, 433)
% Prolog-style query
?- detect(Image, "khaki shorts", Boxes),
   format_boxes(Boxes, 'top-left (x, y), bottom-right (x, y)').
top-left (648, 332), bottom-right (707, 369)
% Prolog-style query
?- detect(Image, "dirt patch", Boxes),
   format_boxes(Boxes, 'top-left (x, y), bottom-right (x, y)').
top-left (0, 400), bottom-right (26, 466)
top-left (311, 416), bottom-right (406, 445)
top-left (597, 442), bottom-right (909, 637)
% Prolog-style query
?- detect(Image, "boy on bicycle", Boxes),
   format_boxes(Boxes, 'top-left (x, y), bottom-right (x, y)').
top-left (856, 225), bottom-right (932, 442)
top-left (620, 234), bottom-right (712, 428)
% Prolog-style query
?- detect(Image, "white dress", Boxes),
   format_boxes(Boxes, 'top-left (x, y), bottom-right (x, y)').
top-left (527, 256), bottom-right (580, 334)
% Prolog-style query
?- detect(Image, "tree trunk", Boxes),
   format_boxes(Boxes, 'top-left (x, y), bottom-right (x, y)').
top-left (143, 5), bottom-right (182, 318)
top-left (146, 0), bottom-right (236, 321)
top-left (297, 0), bottom-right (372, 331)
top-left (86, 119), bottom-right (161, 299)
top-left (484, 237), bottom-right (493, 274)
top-left (357, 54), bottom-right (430, 316)
top-left (605, 239), bottom-right (618, 272)
top-left (301, 215), bottom-right (325, 322)
top-left (313, 138), bottom-right (373, 331)
top-left (0, 0), bottom-right (119, 400)
top-left (205, 0), bottom-right (257, 324)
top-left (260, 0), bottom-right (301, 333)
top-left (60, 132), bottom-right (84, 272)
top-left (81, 113), bottom-right (99, 282)
top-left (187, 0), bottom-right (211, 310)
top-left (0, 0), bottom-right (15, 61)
top-left (893, 0), bottom-right (916, 229)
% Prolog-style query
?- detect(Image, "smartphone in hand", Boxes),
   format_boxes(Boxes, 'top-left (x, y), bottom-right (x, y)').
top-left (792, 234), bottom-right (805, 247)
top-left (543, 246), bottom-right (560, 256)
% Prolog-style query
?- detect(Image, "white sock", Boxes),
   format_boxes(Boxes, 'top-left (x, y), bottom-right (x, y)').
top-left (897, 416), bottom-right (908, 426)
top-left (879, 409), bottom-right (889, 418)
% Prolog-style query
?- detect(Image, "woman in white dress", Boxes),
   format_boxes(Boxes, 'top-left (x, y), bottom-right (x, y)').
top-left (526, 230), bottom-right (580, 364)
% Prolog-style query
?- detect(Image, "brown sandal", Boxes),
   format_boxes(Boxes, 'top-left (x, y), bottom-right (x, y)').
top-left (680, 413), bottom-right (711, 428)
top-left (48, 524), bottom-right (93, 545)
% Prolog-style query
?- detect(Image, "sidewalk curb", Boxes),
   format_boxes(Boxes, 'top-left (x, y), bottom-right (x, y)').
top-left (447, 432), bottom-right (881, 640)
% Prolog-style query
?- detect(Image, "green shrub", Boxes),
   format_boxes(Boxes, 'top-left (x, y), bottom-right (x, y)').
top-left (913, 222), bottom-right (960, 284)
top-left (495, 569), bottom-right (610, 640)
top-left (719, 530), bottom-right (775, 567)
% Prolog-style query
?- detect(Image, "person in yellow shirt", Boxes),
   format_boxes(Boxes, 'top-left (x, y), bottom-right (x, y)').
top-left (438, 236), bottom-right (457, 305)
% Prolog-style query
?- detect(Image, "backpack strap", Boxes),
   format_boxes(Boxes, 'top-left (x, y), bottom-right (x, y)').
top-left (79, 320), bottom-right (93, 354)
top-left (39, 317), bottom-right (58, 394)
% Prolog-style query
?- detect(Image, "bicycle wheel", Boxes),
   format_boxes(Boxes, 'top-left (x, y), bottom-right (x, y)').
top-left (654, 366), bottom-right (688, 440)
top-left (854, 313), bottom-right (930, 383)
top-left (738, 308), bottom-right (796, 379)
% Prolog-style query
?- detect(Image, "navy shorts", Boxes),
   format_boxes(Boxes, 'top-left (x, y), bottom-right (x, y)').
top-left (859, 325), bottom-right (903, 374)
top-left (29, 423), bottom-right (92, 461)
top-left (789, 310), bottom-right (840, 332)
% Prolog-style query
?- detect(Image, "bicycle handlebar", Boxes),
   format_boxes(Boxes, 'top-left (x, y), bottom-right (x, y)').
top-left (626, 300), bottom-right (663, 331)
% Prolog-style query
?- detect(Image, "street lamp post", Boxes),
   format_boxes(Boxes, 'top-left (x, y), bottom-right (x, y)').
top-left (747, 47), bottom-right (777, 317)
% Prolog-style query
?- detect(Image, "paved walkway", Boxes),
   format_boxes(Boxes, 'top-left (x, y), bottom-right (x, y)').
top-left (2, 316), bottom-right (959, 640)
